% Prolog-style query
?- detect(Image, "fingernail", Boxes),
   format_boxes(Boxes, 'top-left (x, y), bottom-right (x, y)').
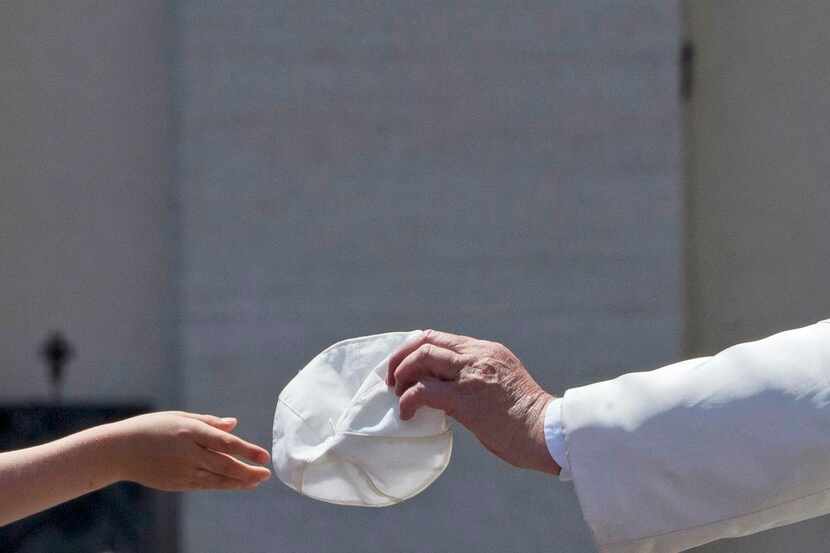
top-left (222, 417), bottom-right (236, 423)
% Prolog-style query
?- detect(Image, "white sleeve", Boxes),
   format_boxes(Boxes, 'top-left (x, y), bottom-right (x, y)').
top-left (544, 397), bottom-right (572, 481)
top-left (560, 319), bottom-right (830, 553)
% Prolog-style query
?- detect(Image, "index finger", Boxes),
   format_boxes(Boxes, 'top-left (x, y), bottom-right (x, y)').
top-left (176, 412), bottom-right (238, 431)
top-left (195, 425), bottom-right (271, 465)
top-left (387, 329), bottom-right (470, 386)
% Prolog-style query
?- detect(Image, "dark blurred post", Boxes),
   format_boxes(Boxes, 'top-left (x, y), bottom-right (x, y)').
top-left (40, 331), bottom-right (74, 404)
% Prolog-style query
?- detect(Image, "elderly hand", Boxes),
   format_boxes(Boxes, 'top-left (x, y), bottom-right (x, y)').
top-left (387, 330), bottom-right (560, 474)
top-left (110, 411), bottom-right (272, 491)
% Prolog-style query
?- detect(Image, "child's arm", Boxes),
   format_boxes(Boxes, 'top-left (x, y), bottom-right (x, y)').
top-left (0, 411), bottom-right (271, 526)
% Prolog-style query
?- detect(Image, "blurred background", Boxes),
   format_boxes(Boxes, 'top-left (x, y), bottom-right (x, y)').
top-left (1, 1), bottom-right (828, 552)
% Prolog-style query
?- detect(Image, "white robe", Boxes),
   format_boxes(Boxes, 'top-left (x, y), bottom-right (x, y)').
top-left (559, 319), bottom-right (830, 553)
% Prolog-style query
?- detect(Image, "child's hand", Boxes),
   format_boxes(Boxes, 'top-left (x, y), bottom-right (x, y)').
top-left (108, 411), bottom-right (271, 491)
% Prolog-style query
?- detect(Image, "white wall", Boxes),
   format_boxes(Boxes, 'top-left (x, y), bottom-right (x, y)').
top-left (685, 0), bottom-right (830, 356)
top-left (177, 2), bottom-right (682, 552)
top-left (0, 2), bottom-right (177, 406)
top-left (685, 1), bottom-right (830, 551)
top-left (1, 3), bottom-right (686, 552)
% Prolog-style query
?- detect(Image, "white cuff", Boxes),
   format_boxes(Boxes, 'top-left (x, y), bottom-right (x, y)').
top-left (543, 397), bottom-right (572, 481)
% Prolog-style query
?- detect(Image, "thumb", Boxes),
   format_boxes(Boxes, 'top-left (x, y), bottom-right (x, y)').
top-left (398, 378), bottom-right (457, 421)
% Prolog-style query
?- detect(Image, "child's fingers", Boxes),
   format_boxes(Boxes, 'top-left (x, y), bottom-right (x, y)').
top-left (199, 450), bottom-right (271, 484)
top-left (177, 412), bottom-right (238, 431)
top-left (194, 425), bottom-right (271, 465)
top-left (193, 469), bottom-right (260, 490)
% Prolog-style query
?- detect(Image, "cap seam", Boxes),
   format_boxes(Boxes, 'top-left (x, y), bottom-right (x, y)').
top-left (327, 450), bottom-right (403, 504)
top-left (279, 397), bottom-right (337, 453)
top-left (292, 432), bottom-right (453, 508)
top-left (337, 428), bottom-right (452, 440)
top-left (277, 396), bottom-right (307, 423)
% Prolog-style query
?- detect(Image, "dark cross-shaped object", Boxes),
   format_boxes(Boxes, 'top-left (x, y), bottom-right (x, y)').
top-left (40, 331), bottom-right (74, 402)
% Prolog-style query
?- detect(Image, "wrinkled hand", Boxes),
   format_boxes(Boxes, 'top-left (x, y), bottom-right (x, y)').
top-left (387, 330), bottom-right (559, 474)
top-left (110, 411), bottom-right (272, 491)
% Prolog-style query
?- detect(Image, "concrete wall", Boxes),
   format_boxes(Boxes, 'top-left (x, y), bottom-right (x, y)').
top-left (0, 2), bottom-right (178, 550)
top-left (684, 1), bottom-right (830, 551)
top-left (177, 2), bottom-right (682, 552)
top-left (6, 1), bottom-right (830, 550)
top-left (0, 2), bottom-right (177, 405)
top-left (685, 0), bottom-right (830, 355)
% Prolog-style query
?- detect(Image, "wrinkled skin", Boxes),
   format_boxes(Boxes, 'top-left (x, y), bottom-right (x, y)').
top-left (387, 330), bottom-right (560, 474)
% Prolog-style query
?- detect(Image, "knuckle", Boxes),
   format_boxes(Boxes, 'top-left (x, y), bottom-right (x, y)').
top-left (175, 426), bottom-right (193, 439)
top-left (480, 363), bottom-right (500, 381)
top-left (466, 361), bottom-right (497, 384)
top-left (487, 341), bottom-right (506, 354)
top-left (415, 343), bottom-right (432, 361)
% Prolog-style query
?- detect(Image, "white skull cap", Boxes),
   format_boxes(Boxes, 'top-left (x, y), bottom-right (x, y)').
top-left (272, 330), bottom-right (453, 507)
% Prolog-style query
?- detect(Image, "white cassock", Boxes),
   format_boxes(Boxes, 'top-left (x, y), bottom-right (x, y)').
top-left (546, 319), bottom-right (830, 553)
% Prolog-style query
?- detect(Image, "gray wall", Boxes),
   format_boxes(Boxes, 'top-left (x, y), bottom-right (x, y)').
top-left (6, 1), bottom-right (830, 551)
top-left (0, 2), bottom-right (178, 550)
top-left (684, 1), bottom-right (830, 551)
top-left (685, 0), bottom-right (830, 358)
top-left (177, 3), bottom-right (682, 552)
top-left (0, 2), bottom-right (177, 406)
